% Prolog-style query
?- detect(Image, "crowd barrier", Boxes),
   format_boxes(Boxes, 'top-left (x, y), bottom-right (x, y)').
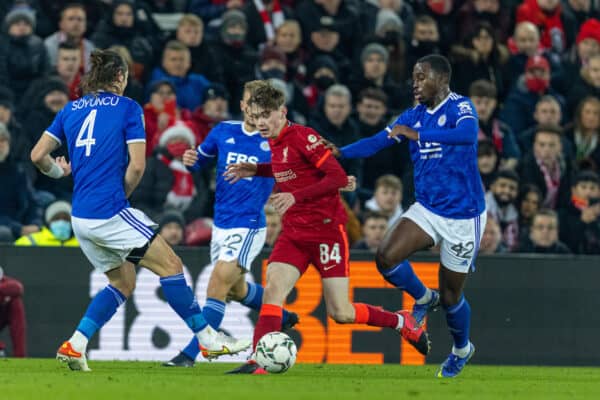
top-left (1, 245), bottom-right (599, 365)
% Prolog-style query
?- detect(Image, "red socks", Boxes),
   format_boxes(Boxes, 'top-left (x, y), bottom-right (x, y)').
top-left (253, 304), bottom-right (283, 350)
top-left (353, 303), bottom-right (398, 329)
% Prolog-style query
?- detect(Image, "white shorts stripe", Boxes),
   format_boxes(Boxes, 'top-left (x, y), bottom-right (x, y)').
top-left (121, 209), bottom-right (154, 237)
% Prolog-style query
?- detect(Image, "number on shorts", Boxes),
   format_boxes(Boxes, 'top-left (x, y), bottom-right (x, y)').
top-left (76, 109), bottom-right (97, 156)
top-left (450, 241), bottom-right (475, 259)
top-left (224, 234), bottom-right (243, 251)
top-left (319, 243), bottom-right (341, 264)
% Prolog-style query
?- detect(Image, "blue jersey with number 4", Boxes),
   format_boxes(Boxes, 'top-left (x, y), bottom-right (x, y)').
top-left (45, 92), bottom-right (146, 219)
top-left (194, 121), bottom-right (274, 229)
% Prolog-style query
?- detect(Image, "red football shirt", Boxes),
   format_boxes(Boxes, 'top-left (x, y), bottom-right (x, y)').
top-left (257, 122), bottom-right (348, 231)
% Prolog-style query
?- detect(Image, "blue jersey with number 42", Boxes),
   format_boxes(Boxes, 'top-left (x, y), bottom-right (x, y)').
top-left (45, 92), bottom-right (146, 219)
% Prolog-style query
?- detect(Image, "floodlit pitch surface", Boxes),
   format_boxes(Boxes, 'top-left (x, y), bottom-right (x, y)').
top-left (1, 360), bottom-right (600, 399)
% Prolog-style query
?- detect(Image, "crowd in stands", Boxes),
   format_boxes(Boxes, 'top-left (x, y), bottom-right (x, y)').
top-left (0, 0), bottom-right (600, 256)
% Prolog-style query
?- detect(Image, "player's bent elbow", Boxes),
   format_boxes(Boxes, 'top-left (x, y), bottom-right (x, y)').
top-left (30, 147), bottom-right (44, 165)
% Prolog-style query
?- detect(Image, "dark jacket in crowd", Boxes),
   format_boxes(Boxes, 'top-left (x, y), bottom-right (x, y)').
top-left (0, 34), bottom-right (50, 95)
top-left (518, 152), bottom-right (573, 209)
top-left (517, 236), bottom-right (571, 254)
top-left (558, 201), bottom-right (600, 255)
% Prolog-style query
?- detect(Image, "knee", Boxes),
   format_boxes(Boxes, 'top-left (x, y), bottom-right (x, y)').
top-left (375, 247), bottom-right (394, 271)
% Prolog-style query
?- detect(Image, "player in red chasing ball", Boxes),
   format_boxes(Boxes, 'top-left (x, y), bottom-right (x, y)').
top-left (224, 82), bottom-right (430, 374)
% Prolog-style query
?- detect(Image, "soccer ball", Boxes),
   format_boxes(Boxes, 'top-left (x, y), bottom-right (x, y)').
top-left (255, 331), bottom-right (297, 373)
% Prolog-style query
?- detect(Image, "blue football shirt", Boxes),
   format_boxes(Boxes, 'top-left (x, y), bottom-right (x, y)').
top-left (45, 92), bottom-right (146, 219)
top-left (195, 121), bottom-right (274, 229)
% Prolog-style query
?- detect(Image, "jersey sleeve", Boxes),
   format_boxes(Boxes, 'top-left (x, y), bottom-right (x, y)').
top-left (198, 124), bottom-right (220, 157)
top-left (44, 108), bottom-right (66, 145)
top-left (125, 101), bottom-right (146, 143)
top-left (294, 127), bottom-right (333, 167)
top-left (450, 97), bottom-right (478, 126)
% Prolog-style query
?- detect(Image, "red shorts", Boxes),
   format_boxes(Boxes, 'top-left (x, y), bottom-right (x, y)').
top-left (268, 224), bottom-right (349, 278)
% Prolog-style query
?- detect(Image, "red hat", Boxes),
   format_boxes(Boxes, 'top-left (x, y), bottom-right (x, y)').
top-left (576, 18), bottom-right (600, 46)
top-left (526, 55), bottom-right (550, 71)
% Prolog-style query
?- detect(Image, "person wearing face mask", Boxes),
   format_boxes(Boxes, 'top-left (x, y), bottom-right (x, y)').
top-left (15, 200), bottom-right (78, 247)
top-left (303, 54), bottom-right (339, 109)
top-left (130, 124), bottom-right (209, 224)
top-left (500, 55), bottom-right (565, 138)
top-left (0, 5), bottom-right (50, 95)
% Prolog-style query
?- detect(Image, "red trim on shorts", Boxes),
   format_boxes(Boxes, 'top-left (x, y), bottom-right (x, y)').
top-left (338, 224), bottom-right (349, 276)
top-left (259, 303), bottom-right (283, 318)
top-left (315, 150), bottom-right (332, 168)
top-left (352, 303), bottom-right (370, 324)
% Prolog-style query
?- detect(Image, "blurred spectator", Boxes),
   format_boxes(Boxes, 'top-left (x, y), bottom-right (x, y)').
top-left (500, 55), bottom-right (565, 137)
top-left (211, 9), bottom-right (258, 116)
top-left (158, 209), bottom-right (186, 247)
top-left (44, 3), bottom-right (94, 73)
top-left (485, 170), bottom-right (520, 251)
top-left (274, 19), bottom-right (307, 84)
top-left (515, 0), bottom-right (577, 53)
top-left (303, 54), bottom-right (339, 109)
top-left (470, 79), bottom-right (520, 169)
top-left (14, 200), bottom-right (78, 246)
top-left (146, 0), bottom-right (180, 12)
top-left (90, 0), bottom-right (154, 80)
top-left (352, 211), bottom-right (388, 252)
top-left (451, 22), bottom-right (508, 99)
top-left (21, 78), bottom-right (72, 202)
top-left (506, 22), bottom-right (541, 84)
top-left (558, 171), bottom-right (600, 254)
top-left (517, 183), bottom-right (543, 241)
top-left (0, 122), bottom-right (41, 243)
top-left (308, 84), bottom-right (361, 178)
top-left (562, 0), bottom-right (597, 33)
top-left (518, 209), bottom-right (571, 253)
top-left (456, 0), bottom-right (513, 44)
top-left (562, 18), bottom-right (600, 89)
top-left (566, 53), bottom-right (600, 118)
top-left (0, 5), bottom-right (50, 95)
top-left (349, 42), bottom-right (407, 113)
top-left (188, 0), bottom-right (244, 24)
top-left (264, 205), bottom-right (282, 248)
top-left (295, 0), bottom-right (362, 62)
top-left (174, 14), bottom-right (224, 83)
top-left (0, 86), bottom-right (29, 173)
top-left (143, 80), bottom-right (196, 156)
top-left (405, 14), bottom-right (442, 75)
top-left (192, 83), bottom-right (230, 143)
top-left (53, 42), bottom-right (82, 100)
top-left (149, 40), bottom-right (211, 112)
top-left (364, 174), bottom-right (403, 227)
top-left (369, 8), bottom-right (408, 84)
top-left (242, 0), bottom-right (291, 50)
top-left (360, 0), bottom-right (414, 40)
top-left (0, 266), bottom-right (26, 357)
top-left (518, 124), bottom-right (574, 209)
top-left (131, 124), bottom-right (209, 223)
top-left (478, 139), bottom-right (499, 190)
top-left (108, 45), bottom-right (145, 104)
top-left (479, 214), bottom-right (507, 254)
top-left (303, 14), bottom-right (351, 80)
top-left (564, 96), bottom-right (600, 170)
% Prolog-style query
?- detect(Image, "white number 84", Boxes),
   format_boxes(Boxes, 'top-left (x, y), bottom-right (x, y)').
top-left (319, 243), bottom-right (341, 264)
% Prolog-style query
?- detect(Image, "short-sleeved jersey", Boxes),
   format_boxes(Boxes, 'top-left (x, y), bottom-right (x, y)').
top-left (45, 93), bottom-right (145, 219)
top-left (268, 123), bottom-right (347, 229)
top-left (198, 121), bottom-right (274, 229)
top-left (392, 93), bottom-right (485, 219)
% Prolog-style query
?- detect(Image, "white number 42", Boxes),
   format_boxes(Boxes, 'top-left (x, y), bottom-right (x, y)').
top-left (319, 243), bottom-right (341, 264)
top-left (76, 109), bottom-right (97, 156)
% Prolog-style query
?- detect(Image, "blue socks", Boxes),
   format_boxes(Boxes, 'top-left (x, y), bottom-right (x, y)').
top-left (76, 285), bottom-right (126, 339)
top-left (378, 260), bottom-right (427, 300)
top-left (241, 282), bottom-right (292, 328)
top-left (444, 295), bottom-right (471, 350)
top-left (160, 273), bottom-right (208, 333)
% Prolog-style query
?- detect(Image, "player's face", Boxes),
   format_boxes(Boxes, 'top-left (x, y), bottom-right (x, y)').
top-left (530, 215), bottom-right (558, 247)
top-left (60, 7), bottom-right (86, 38)
top-left (412, 62), bottom-right (441, 106)
top-left (248, 104), bottom-right (287, 138)
top-left (362, 218), bottom-right (388, 248)
top-left (520, 191), bottom-right (540, 219)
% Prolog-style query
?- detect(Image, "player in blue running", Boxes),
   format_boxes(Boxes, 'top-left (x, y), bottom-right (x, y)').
top-left (30, 49), bottom-right (250, 372)
top-left (324, 55), bottom-right (486, 378)
top-left (163, 81), bottom-right (298, 367)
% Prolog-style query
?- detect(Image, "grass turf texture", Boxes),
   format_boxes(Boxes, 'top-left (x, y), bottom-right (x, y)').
top-left (1, 359), bottom-right (600, 400)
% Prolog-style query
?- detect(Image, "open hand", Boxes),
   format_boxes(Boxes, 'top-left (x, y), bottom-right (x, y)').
top-left (224, 162), bottom-right (257, 183)
top-left (270, 192), bottom-right (296, 215)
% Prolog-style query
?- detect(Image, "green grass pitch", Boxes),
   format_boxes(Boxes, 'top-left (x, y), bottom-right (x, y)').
top-left (1, 359), bottom-right (600, 400)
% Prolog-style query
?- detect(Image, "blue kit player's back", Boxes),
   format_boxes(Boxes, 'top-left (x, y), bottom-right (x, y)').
top-left (45, 92), bottom-right (146, 219)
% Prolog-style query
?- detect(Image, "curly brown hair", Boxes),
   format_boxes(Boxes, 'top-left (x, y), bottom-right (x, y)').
top-left (80, 49), bottom-right (128, 95)
top-left (248, 82), bottom-right (285, 111)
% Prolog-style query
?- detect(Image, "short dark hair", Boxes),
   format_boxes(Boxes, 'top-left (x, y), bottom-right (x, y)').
top-left (533, 208), bottom-right (558, 224)
top-left (358, 87), bottom-right (388, 105)
top-left (518, 183), bottom-right (542, 205)
top-left (416, 54), bottom-right (451, 80)
top-left (58, 41), bottom-right (79, 51)
top-left (478, 139), bottom-right (497, 157)
top-left (573, 171), bottom-right (600, 187)
top-left (534, 124), bottom-right (563, 138)
top-left (361, 210), bottom-right (389, 224)
top-left (493, 169), bottom-right (520, 184)
top-left (60, 2), bottom-right (86, 19)
top-left (469, 79), bottom-right (497, 99)
top-left (248, 82), bottom-right (285, 111)
top-left (414, 14), bottom-right (436, 26)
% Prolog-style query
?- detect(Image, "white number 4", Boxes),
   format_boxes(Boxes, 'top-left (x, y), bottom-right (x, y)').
top-left (319, 243), bottom-right (341, 264)
top-left (76, 109), bottom-right (97, 156)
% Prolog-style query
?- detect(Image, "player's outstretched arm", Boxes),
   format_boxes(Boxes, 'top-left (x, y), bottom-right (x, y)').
top-left (339, 128), bottom-right (400, 159)
top-left (31, 133), bottom-right (69, 178)
top-left (224, 162), bottom-right (259, 183)
top-left (124, 142), bottom-right (146, 198)
top-left (418, 117), bottom-right (478, 145)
